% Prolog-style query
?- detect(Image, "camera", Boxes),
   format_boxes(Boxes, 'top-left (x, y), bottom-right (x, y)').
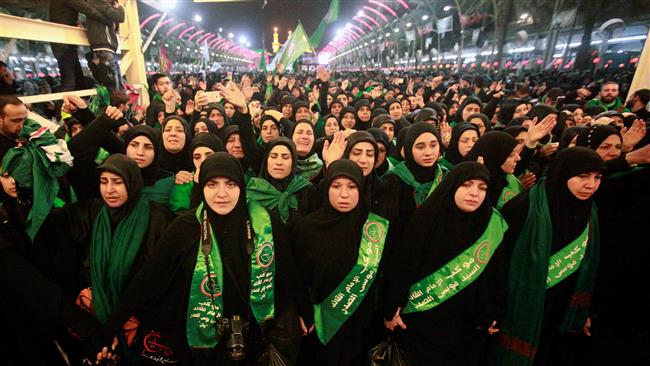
top-left (217, 315), bottom-right (248, 361)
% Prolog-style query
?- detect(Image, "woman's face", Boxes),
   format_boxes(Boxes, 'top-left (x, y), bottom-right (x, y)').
top-left (595, 134), bottom-right (622, 161)
top-left (192, 146), bottom-right (214, 173)
top-left (457, 129), bottom-right (479, 157)
top-left (209, 109), bottom-right (225, 128)
top-left (324, 117), bottom-right (340, 136)
top-left (389, 103), bottom-right (403, 120)
top-left (162, 120), bottom-right (186, 153)
top-left (401, 99), bottom-right (411, 113)
top-left (357, 106), bottom-right (371, 122)
top-left (341, 113), bottom-right (356, 129)
top-left (454, 179), bottom-right (488, 212)
top-left (513, 104), bottom-right (529, 119)
top-left (573, 108), bottom-right (584, 125)
top-left (223, 103), bottom-right (236, 118)
top-left (292, 124), bottom-right (314, 157)
top-left (99, 171), bottom-right (128, 209)
top-left (411, 132), bottom-right (440, 167)
top-left (380, 123), bottom-right (395, 141)
top-left (226, 133), bottom-right (244, 159)
top-left (500, 145), bottom-right (523, 174)
top-left (330, 103), bottom-right (342, 118)
top-left (347, 142), bottom-right (375, 177)
top-left (470, 117), bottom-right (486, 136)
top-left (567, 172), bottom-right (602, 200)
top-left (261, 120), bottom-right (280, 143)
top-left (328, 177), bottom-right (359, 213)
top-left (0, 170), bottom-right (17, 198)
top-left (514, 131), bottom-right (528, 145)
top-left (462, 103), bottom-right (481, 121)
top-left (267, 144), bottom-right (293, 180)
top-left (326, 94), bottom-right (333, 106)
top-left (126, 135), bottom-right (155, 168)
top-left (203, 177), bottom-right (240, 215)
top-left (194, 121), bottom-right (209, 135)
top-left (295, 106), bottom-right (311, 122)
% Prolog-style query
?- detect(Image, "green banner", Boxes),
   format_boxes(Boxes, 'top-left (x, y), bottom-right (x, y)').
top-left (546, 223), bottom-right (590, 289)
top-left (310, 0), bottom-right (340, 49)
top-left (496, 174), bottom-right (523, 209)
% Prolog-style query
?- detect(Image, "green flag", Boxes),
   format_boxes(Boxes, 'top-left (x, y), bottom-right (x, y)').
top-left (257, 50), bottom-right (267, 72)
top-left (310, 0), bottom-right (340, 49)
top-left (274, 21), bottom-right (314, 71)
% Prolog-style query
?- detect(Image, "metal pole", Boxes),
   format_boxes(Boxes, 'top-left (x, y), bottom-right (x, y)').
top-left (142, 12), bottom-right (167, 53)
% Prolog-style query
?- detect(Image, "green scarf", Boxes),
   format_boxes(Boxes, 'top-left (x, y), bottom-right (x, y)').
top-left (90, 197), bottom-right (150, 324)
top-left (490, 183), bottom-right (600, 365)
top-left (390, 162), bottom-right (446, 206)
top-left (169, 180), bottom-right (194, 214)
top-left (142, 175), bottom-right (175, 205)
top-left (246, 176), bottom-right (311, 223)
top-left (1, 119), bottom-right (73, 240)
top-left (295, 153), bottom-right (323, 181)
top-left (439, 157), bottom-right (455, 171)
top-left (187, 201), bottom-right (275, 348)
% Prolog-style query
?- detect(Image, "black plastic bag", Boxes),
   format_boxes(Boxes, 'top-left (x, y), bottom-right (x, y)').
top-left (369, 337), bottom-right (410, 366)
top-left (258, 343), bottom-right (290, 366)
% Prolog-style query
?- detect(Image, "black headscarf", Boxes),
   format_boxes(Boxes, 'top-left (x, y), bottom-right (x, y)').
top-left (367, 127), bottom-right (391, 176)
top-left (504, 125), bottom-right (528, 138)
top-left (414, 108), bottom-right (440, 124)
top-left (160, 116), bottom-right (193, 173)
top-left (260, 114), bottom-right (284, 136)
top-left (371, 114), bottom-right (396, 130)
top-left (322, 114), bottom-right (342, 132)
top-left (403, 122), bottom-right (442, 183)
top-left (454, 96), bottom-right (482, 123)
top-left (411, 161), bottom-right (493, 269)
top-left (292, 100), bottom-right (310, 122)
top-left (466, 113), bottom-right (492, 134)
top-left (344, 131), bottom-right (379, 166)
top-left (124, 125), bottom-right (171, 186)
top-left (191, 117), bottom-right (220, 137)
top-left (204, 104), bottom-right (229, 138)
top-left (190, 132), bottom-right (225, 155)
top-left (145, 102), bottom-right (165, 127)
top-left (464, 131), bottom-right (519, 205)
top-left (575, 125), bottom-right (621, 151)
top-left (259, 137), bottom-right (297, 192)
top-left (340, 106), bottom-right (357, 129)
top-left (498, 99), bottom-right (527, 125)
top-left (445, 123), bottom-right (480, 165)
top-left (96, 153), bottom-right (144, 224)
top-left (559, 125), bottom-right (589, 151)
top-left (545, 147), bottom-right (605, 250)
top-left (354, 99), bottom-right (372, 129)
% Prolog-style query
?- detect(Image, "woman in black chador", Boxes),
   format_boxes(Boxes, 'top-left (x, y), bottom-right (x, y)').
top-left (382, 162), bottom-right (508, 365)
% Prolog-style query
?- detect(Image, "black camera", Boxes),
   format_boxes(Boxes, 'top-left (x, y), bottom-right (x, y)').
top-left (218, 315), bottom-right (248, 361)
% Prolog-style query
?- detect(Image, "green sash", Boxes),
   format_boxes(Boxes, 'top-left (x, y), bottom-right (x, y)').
top-left (496, 174), bottom-right (523, 209)
top-left (546, 223), bottom-right (590, 289)
top-left (142, 175), bottom-right (175, 205)
top-left (246, 176), bottom-right (311, 223)
top-left (607, 166), bottom-right (646, 180)
top-left (491, 183), bottom-right (599, 366)
top-left (313, 213), bottom-right (389, 345)
top-left (187, 201), bottom-right (275, 348)
top-left (295, 153), bottom-right (323, 181)
top-left (402, 210), bottom-right (507, 314)
top-left (390, 162), bottom-right (446, 206)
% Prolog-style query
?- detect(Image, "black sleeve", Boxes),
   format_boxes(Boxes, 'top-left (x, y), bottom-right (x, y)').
top-left (317, 81), bottom-right (329, 115)
top-left (605, 155), bottom-right (633, 175)
top-left (233, 110), bottom-right (264, 174)
top-left (71, 108), bottom-right (96, 127)
top-left (514, 146), bottom-right (535, 177)
top-left (67, 115), bottom-right (125, 199)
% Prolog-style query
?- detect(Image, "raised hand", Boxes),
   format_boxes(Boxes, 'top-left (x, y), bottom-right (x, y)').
top-left (216, 82), bottom-right (248, 113)
top-left (440, 121), bottom-right (452, 147)
top-left (316, 65), bottom-right (331, 83)
top-left (518, 172), bottom-right (537, 190)
top-left (104, 105), bottom-right (123, 120)
top-left (384, 307), bottom-right (407, 331)
top-left (322, 131), bottom-right (348, 167)
top-left (622, 119), bottom-right (646, 152)
top-left (525, 115), bottom-right (556, 148)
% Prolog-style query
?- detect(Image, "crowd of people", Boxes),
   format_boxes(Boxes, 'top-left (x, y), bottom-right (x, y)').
top-left (1, 62), bottom-right (649, 366)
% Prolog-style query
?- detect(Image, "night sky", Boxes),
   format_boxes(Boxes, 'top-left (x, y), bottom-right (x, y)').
top-left (150, 0), bottom-right (367, 51)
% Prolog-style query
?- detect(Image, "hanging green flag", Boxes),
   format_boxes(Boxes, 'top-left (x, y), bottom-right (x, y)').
top-left (310, 0), bottom-right (340, 49)
top-left (273, 21), bottom-right (314, 71)
top-left (258, 50), bottom-right (267, 72)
